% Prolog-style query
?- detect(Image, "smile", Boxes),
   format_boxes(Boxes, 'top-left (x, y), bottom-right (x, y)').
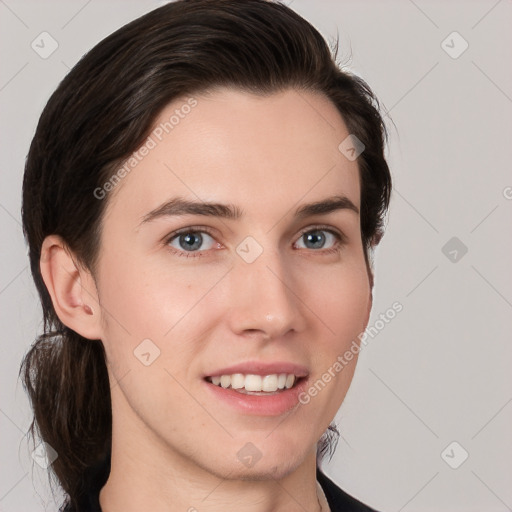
top-left (205, 373), bottom-right (302, 394)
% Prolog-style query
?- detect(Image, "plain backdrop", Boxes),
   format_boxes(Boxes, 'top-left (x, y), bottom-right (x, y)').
top-left (1, 1), bottom-right (511, 511)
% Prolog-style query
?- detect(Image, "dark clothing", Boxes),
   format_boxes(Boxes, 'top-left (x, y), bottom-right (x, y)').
top-left (316, 469), bottom-right (379, 511)
top-left (62, 453), bottom-right (378, 511)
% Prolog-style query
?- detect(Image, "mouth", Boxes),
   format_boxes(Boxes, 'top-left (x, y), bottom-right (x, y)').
top-left (202, 373), bottom-right (309, 415)
top-left (201, 362), bottom-right (310, 415)
top-left (204, 373), bottom-right (307, 404)
top-left (204, 373), bottom-right (307, 396)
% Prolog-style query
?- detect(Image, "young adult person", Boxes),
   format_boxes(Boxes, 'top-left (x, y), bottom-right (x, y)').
top-left (20, 1), bottom-right (391, 510)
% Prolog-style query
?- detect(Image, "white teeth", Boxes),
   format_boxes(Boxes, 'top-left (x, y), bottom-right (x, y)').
top-left (285, 374), bottom-right (295, 389)
top-left (245, 374), bottom-right (263, 391)
top-left (207, 373), bottom-right (298, 392)
top-left (262, 375), bottom-right (277, 392)
top-left (231, 373), bottom-right (245, 389)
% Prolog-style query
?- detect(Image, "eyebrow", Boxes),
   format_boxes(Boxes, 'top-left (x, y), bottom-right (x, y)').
top-left (139, 194), bottom-right (359, 226)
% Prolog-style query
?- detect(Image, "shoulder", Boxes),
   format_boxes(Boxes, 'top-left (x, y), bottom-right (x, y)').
top-left (316, 467), bottom-right (380, 512)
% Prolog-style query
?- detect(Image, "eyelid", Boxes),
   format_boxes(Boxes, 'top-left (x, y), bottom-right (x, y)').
top-left (295, 224), bottom-right (347, 244)
top-left (163, 225), bottom-right (219, 257)
top-left (162, 224), bottom-right (217, 243)
top-left (163, 223), bottom-right (348, 257)
top-left (164, 224), bottom-right (216, 238)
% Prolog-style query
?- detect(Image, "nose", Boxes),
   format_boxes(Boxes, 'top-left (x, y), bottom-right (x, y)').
top-left (226, 244), bottom-right (307, 340)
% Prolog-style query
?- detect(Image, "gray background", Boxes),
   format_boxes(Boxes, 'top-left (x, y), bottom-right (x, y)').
top-left (1, 0), bottom-right (511, 511)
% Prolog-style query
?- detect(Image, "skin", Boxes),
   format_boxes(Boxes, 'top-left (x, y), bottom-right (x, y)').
top-left (40, 87), bottom-right (373, 512)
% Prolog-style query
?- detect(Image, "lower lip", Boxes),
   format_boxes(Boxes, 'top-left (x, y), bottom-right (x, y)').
top-left (202, 377), bottom-right (309, 416)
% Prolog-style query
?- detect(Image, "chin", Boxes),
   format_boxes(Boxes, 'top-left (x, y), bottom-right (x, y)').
top-left (234, 441), bottom-right (308, 481)
top-left (227, 459), bottom-right (302, 482)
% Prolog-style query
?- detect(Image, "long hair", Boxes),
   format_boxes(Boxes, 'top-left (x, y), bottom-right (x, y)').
top-left (19, 0), bottom-right (392, 509)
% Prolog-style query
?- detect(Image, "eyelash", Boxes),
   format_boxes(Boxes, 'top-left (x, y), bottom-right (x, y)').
top-left (163, 225), bottom-right (347, 259)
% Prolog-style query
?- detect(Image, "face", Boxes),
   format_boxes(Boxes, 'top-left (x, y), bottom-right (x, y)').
top-left (93, 87), bottom-right (372, 480)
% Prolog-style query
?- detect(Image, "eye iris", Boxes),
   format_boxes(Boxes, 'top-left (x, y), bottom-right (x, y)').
top-left (180, 232), bottom-right (202, 251)
top-left (174, 230), bottom-right (330, 253)
top-left (304, 230), bottom-right (325, 249)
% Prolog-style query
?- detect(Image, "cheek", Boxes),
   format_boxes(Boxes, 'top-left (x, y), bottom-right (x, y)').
top-left (328, 272), bottom-right (369, 340)
top-left (298, 254), bottom-right (370, 403)
top-left (97, 245), bottom-right (370, 344)
top-left (298, 255), bottom-right (370, 342)
top-left (95, 250), bottom-right (229, 373)
top-left (295, 260), bottom-right (369, 419)
top-left (96, 240), bottom-right (370, 376)
top-left (97, 252), bottom-right (203, 332)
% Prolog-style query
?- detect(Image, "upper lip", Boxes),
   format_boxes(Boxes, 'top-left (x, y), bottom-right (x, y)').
top-left (205, 361), bottom-right (309, 378)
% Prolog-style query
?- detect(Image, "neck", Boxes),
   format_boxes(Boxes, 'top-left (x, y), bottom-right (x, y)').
top-left (99, 412), bottom-right (325, 512)
top-left (100, 452), bottom-right (324, 512)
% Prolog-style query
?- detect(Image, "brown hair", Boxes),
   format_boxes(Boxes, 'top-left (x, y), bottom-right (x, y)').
top-left (19, 0), bottom-right (392, 510)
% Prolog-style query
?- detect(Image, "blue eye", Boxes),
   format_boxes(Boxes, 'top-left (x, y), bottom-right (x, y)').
top-left (296, 229), bottom-right (339, 250)
top-left (166, 230), bottom-right (216, 256)
top-left (164, 225), bottom-right (346, 258)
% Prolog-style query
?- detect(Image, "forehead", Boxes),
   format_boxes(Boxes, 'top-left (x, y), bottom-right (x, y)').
top-left (104, 87), bottom-right (360, 226)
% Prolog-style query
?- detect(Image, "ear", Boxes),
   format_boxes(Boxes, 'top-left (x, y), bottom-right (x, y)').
top-left (364, 261), bottom-right (374, 328)
top-left (40, 234), bottom-right (103, 340)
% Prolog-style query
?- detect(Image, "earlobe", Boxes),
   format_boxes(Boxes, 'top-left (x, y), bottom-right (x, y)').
top-left (39, 234), bottom-right (103, 340)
